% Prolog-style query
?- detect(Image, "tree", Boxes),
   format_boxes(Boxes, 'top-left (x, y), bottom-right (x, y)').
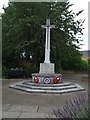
top-left (2, 1), bottom-right (84, 74)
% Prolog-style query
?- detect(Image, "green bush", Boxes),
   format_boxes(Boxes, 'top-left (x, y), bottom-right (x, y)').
top-left (18, 59), bottom-right (39, 78)
top-left (19, 60), bottom-right (32, 77)
top-left (80, 59), bottom-right (88, 71)
top-left (88, 58), bottom-right (90, 64)
top-left (62, 55), bottom-right (88, 71)
top-left (2, 65), bottom-right (8, 79)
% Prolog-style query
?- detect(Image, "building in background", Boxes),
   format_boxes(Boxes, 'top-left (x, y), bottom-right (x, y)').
top-left (80, 50), bottom-right (90, 60)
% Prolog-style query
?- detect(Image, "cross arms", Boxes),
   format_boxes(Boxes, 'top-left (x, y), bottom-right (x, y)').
top-left (41, 25), bottom-right (55, 29)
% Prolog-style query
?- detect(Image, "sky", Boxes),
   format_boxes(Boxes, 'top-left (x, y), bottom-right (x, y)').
top-left (0, 0), bottom-right (89, 51)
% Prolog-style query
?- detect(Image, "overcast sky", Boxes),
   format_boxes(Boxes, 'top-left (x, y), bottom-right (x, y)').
top-left (0, 0), bottom-right (89, 51)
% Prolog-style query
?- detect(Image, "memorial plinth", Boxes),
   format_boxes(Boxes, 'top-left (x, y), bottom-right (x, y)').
top-left (39, 63), bottom-right (55, 74)
top-left (32, 63), bottom-right (62, 83)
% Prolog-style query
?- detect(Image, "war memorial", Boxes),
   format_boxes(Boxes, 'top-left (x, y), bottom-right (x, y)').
top-left (9, 19), bottom-right (84, 93)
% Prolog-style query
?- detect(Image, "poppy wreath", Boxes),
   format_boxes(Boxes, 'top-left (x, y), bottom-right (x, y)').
top-left (53, 76), bottom-right (61, 84)
top-left (34, 76), bottom-right (39, 83)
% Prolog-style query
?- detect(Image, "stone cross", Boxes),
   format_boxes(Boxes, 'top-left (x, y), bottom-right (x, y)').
top-left (42, 19), bottom-right (55, 63)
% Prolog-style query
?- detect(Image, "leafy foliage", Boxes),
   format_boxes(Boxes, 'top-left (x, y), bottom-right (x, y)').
top-left (2, 65), bottom-right (8, 79)
top-left (47, 93), bottom-right (88, 119)
top-left (88, 58), bottom-right (90, 78)
top-left (2, 1), bottom-right (85, 75)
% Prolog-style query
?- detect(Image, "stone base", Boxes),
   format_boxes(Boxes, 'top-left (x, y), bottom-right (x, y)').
top-left (39, 63), bottom-right (55, 74)
top-left (9, 80), bottom-right (85, 94)
top-left (31, 73), bottom-right (62, 84)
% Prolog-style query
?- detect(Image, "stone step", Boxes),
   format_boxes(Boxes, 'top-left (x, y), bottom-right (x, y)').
top-left (16, 83), bottom-right (77, 90)
top-left (9, 83), bottom-right (84, 94)
top-left (9, 80), bottom-right (84, 94)
top-left (23, 81), bottom-right (71, 87)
